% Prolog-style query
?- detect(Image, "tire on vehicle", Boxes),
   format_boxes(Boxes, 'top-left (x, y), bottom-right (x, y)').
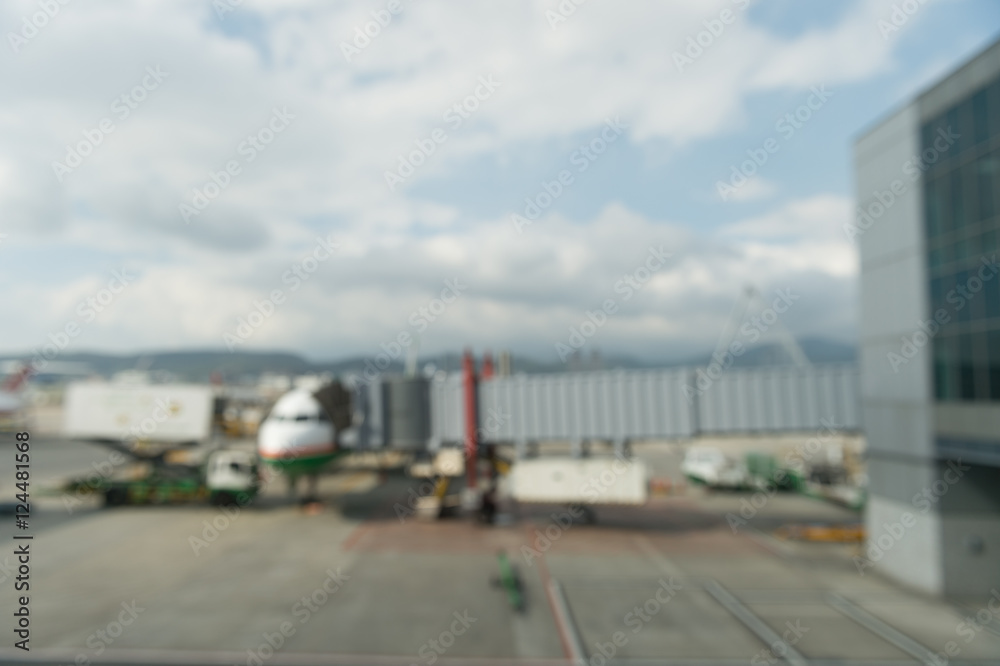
top-left (211, 490), bottom-right (237, 507)
top-left (104, 487), bottom-right (128, 507)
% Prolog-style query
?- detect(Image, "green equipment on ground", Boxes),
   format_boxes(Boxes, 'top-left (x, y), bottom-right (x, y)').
top-left (64, 448), bottom-right (260, 507)
top-left (490, 550), bottom-right (525, 613)
top-left (744, 451), bottom-right (803, 491)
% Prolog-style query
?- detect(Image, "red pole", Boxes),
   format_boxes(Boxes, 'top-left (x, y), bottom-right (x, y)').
top-left (3, 364), bottom-right (34, 392)
top-left (462, 349), bottom-right (479, 490)
top-left (482, 351), bottom-right (494, 380)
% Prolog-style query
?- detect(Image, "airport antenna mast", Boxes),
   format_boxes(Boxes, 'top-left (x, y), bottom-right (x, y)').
top-left (712, 285), bottom-right (810, 368)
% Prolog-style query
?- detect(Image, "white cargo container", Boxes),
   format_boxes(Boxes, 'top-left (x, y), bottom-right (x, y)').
top-left (63, 382), bottom-right (214, 443)
top-left (508, 456), bottom-right (648, 505)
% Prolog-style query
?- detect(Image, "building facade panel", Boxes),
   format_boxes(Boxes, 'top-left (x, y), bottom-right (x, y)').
top-left (856, 105), bottom-right (926, 266)
top-left (858, 37), bottom-right (1000, 597)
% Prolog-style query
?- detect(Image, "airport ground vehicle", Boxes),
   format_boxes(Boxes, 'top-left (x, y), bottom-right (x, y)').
top-left (65, 449), bottom-right (259, 507)
top-left (60, 381), bottom-right (261, 506)
top-left (681, 446), bottom-right (748, 489)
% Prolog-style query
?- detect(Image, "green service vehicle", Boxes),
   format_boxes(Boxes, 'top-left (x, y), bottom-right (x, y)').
top-left (65, 449), bottom-right (260, 507)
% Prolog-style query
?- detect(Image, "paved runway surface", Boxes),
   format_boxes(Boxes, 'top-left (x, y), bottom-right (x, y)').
top-left (2, 436), bottom-right (1000, 665)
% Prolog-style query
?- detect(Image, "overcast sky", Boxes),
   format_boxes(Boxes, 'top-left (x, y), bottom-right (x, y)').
top-left (2, 0), bottom-right (998, 364)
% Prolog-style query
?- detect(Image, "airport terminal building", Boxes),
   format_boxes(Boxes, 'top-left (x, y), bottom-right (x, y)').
top-left (856, 38), bottom-right (1000, 596)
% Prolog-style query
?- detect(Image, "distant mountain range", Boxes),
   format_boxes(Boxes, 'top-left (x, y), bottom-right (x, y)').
top-left (1, 338), bottom-right (856, 383)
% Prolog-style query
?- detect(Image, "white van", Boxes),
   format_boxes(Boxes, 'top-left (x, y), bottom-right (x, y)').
top-left (680, 446), bottom-right (747, 489)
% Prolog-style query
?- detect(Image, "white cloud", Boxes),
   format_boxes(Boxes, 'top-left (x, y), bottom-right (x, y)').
top-left (3, 198), bottom-right (857, 361)
top-left (719, 176), bottom-right (778, 202)
top-left (0, 0), bottom-right (916, 361)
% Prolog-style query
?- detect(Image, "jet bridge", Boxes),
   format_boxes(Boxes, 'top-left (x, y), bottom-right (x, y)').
top-left (427, 362), bottom-right (861, 448)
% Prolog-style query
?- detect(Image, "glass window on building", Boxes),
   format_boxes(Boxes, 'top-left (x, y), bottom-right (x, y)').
top-left (989, 78), bottom-right (1000, 139)
top-left (958, 333), bottom-right (976, 400)
top-left (957, 236), bottom-right (974, 264)
top-left (926, 175), bottom-right (946, 238)
top-left (923, 114), bottom-right (948, 163)
top-left (973, 89), bottom-right (990, 146)
top-left (969, 266), bottom-right (988, 322)
top-left (973, 331), bottom-right (992, 400)
top-left (941, 335), bottom-right (967, 401)
top-left (962, 159), bottom-right (979, 223)
top-left (959, 98), bottom-right (977, 154)
top-left (950, 168), bottom-right (967, 232)
top-left (986, 256), bottom-right (1000, 319)
top-left (934, 336), bottom-right (956, 400)
top-left (978, 155), bottom-right (996, 221)
top-left (954, 270), bottom-right (972, 323)
top-left (946, 107), bottom-right (963, 154)
top-left (990, 330), bottom-right (1000, 401)
top-left (924, 76), bottom-right (1000, 403)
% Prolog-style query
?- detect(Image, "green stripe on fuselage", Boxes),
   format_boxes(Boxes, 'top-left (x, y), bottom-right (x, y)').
top-left (262, 450), bottom-right (346, 477)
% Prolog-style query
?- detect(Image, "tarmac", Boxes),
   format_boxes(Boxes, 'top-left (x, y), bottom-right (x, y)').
top-left (1, 435), bottom-right (1000, 665)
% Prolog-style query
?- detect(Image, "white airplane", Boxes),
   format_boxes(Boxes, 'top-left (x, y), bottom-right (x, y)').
top-left (257, 388), bottom-right (346, 500)
top-left (0, 365), bottom-right (32, 422)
